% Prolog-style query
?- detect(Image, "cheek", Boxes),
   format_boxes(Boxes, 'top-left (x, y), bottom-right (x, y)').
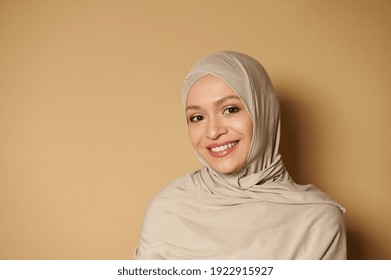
top-left (231, 118), bottom-right (253, 140)
top-left (245, 119), bottom-right (254, 141)
top-left (187, 126), bottom-right (202, 148)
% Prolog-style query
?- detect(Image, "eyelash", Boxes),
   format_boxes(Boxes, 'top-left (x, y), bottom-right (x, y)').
top-left (189, 114), bottom-right (205, 123)
top-left (188, 106), bottom-right (240, 123)
top-left (223, 106), bottom-right (239, 115)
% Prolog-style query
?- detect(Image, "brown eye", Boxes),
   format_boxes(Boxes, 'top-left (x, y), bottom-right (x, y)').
top-left (189, 114), bottom-right (205, 123)
top-left (223, 106), bottom-right (239, 115)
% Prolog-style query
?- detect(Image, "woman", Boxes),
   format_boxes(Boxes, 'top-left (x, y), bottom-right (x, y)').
top-left (135, 51), bottom-right (346, 259)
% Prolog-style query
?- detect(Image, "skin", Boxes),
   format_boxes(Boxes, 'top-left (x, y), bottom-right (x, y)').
top-left (185, 75), bottom-right (253, 174)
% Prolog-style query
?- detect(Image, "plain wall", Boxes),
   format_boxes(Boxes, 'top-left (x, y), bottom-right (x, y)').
top-left (0, 0), bottom-right (390, 259)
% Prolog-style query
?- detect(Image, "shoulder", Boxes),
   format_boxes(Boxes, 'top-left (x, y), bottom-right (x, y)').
top-left (303, 203), bottom-right (346, 236)
top-left (144, 172), bottom-right (199, 212)
top-left (157, 172), bottom-right (198, 196)
top-left (306, 204), bottom-right (347, 259)
top-left (310, 203), bottom-right (344, 222)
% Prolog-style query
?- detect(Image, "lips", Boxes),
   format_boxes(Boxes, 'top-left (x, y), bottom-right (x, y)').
top-left (206, 140), bottom-right (239, 158)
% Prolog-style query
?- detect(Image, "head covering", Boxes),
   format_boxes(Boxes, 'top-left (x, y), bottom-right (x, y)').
top-left (135, 51), bottom-right (346, 260)
top-left (182, 51), bottom-right (284, 189)
top-left (181, 51), bottom-right (345, 207)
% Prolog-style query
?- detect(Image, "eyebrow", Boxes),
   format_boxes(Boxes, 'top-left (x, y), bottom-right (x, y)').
top-left (186, 95), bottom-right (241, 111)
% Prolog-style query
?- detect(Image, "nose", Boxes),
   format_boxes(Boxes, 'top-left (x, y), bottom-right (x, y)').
top-left (206, 116), bottom-right (227, 140)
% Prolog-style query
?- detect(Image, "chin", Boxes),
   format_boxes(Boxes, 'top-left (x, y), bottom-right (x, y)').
top-left (201, 154), bottom-right (245, 174)
top-left (209, 163), bottom-right (243, 174)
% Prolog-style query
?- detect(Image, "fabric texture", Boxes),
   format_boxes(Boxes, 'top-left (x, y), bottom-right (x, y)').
top-left (135, 51), bottom-right (346, 259)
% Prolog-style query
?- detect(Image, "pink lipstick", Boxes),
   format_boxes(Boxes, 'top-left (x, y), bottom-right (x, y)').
top-left (206, 140), bottom-right (239, 158)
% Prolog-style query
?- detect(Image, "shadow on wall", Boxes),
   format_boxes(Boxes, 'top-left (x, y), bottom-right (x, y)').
top-left (278, 95), bottom-right (386, 260)
top-left (278, 96), bottom-right (306, 184)
top-left (347, 226), bottom-right (387, 260)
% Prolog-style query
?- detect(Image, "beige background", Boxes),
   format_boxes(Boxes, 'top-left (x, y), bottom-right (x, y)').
top-left (0, 0), bottom-right (390, 259)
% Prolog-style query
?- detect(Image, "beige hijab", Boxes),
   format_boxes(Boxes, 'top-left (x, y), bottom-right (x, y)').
top-left (135, 51), bottom-right (346, 259)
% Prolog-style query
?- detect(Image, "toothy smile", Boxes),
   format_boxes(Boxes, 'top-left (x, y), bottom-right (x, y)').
top-left (208, 141), bottom-right (238, 152)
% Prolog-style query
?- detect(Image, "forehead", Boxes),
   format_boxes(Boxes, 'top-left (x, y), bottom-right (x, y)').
top-left (186, 75), bottom-right (239, 105)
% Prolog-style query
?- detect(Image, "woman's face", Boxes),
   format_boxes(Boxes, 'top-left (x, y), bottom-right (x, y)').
top-left (185, 75), bottom-right (253, 174)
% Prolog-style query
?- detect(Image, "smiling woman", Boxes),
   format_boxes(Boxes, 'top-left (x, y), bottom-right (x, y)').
top-left (135, 51), bottom-right (347, 260)
top-left (185, 75), bottom-right (253, 174)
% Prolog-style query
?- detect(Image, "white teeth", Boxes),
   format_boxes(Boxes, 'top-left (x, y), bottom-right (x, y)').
top-left (210, 141), bottom-right (238, 152)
